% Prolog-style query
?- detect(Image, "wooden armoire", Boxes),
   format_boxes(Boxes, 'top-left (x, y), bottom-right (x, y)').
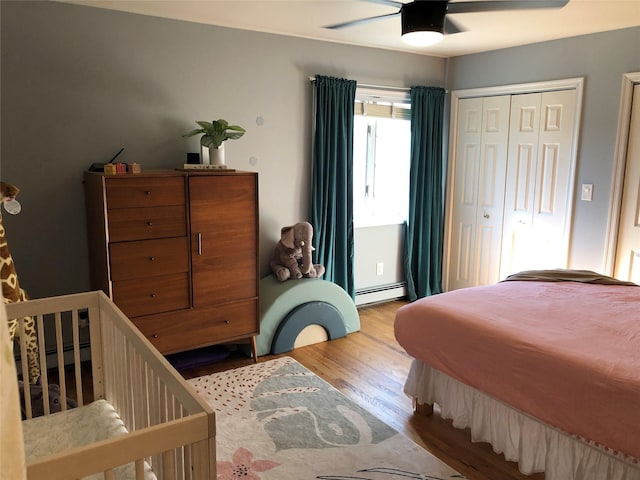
top-left (84, 170), bottom-right (259, 358)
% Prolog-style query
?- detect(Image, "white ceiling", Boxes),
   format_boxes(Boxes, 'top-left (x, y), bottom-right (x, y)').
top-left (63, 0), bottom-right (640, 57)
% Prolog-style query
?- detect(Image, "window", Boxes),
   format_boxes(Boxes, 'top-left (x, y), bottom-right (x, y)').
top-left (353, 89), bottom-right (411, 227)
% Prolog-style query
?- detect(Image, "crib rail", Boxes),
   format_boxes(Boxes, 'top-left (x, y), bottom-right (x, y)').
top-left (8, 291), bottom-right (215, 480)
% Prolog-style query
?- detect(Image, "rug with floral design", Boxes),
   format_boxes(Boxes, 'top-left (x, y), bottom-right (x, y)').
top-left (188, 356), bottom-right (465, 480)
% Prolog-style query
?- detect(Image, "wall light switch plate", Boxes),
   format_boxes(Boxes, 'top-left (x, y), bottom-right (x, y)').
top-left (581, 184), bottom-right (593, 201)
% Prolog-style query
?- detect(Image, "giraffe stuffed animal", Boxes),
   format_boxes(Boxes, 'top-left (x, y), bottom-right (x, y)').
top-left (0, 181), bottom-right (40, 384)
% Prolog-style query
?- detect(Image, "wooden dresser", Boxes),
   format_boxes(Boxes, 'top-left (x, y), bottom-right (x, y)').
top-left (84, 170), bottom-right (259, 358)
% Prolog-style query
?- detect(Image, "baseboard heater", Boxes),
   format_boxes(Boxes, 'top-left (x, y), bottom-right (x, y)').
top-left (355, 282), bottom-right (406, 306)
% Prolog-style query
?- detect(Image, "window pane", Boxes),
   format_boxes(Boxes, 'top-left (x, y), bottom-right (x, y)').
top-left (353, 115), bottom-right (410, 227)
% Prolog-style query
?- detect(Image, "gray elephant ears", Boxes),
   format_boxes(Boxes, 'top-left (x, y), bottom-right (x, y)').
top-left (280, 226), bottom-right (295, 249)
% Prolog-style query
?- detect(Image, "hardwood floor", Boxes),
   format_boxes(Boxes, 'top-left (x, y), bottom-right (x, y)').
top-left (181, 300), bottom-right (545, 480)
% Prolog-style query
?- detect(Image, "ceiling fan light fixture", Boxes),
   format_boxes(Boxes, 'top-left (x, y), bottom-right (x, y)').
top-left (402, 30), bottom-right (444, 47)
top-left (401, 1), bottom-right (447, 47)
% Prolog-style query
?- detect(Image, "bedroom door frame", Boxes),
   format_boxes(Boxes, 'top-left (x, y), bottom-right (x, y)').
top-left (604, 72), bottom-right (640, 277)
top-left (444, 77), bottom-right (585, 291)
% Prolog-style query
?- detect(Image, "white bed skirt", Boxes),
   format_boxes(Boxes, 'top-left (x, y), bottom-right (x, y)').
top-left (404, 360), bottom-right (640, 480)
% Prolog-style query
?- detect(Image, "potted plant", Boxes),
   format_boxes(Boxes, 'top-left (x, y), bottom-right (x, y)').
top-left (183, 119), bottom-right (245, 167)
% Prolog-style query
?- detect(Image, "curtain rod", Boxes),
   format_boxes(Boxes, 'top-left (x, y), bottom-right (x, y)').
top-left (308, 76), bottom-right (410, 93)
top-left (308, 76), bottom-right (447, 94)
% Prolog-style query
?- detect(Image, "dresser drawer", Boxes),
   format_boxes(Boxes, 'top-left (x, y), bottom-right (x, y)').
top-left (113, 273), bottom-right (190, 318)
top-left (109, 237), bottom-right (189, 281)
top-left (108, 206), bottom-right (187, 242)
top-left (133, 299), bottom-right (258, 354)
top-left (106, 176), bottom-right (185, 209)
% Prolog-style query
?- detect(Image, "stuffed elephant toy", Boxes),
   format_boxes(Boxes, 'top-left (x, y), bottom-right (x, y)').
top-left (18, 380), bottom-right (77, 419)
top-left (269, 221), bottom-right (326, 282)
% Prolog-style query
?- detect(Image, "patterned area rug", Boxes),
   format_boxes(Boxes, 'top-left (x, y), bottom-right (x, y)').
top-left (188, 356), bottom-right (465, 480)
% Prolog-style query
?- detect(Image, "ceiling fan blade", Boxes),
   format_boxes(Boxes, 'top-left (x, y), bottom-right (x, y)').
top-left (444, 16), bottom-right (466, 34)
top-left (325, 12), bottom-right (400, 30)
top-left (447, 0), bottom-right (569, 15)
top-left (360, 0), bottom-right (404, 8)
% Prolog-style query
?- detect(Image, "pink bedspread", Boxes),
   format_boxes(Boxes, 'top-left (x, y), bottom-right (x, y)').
top-left (394, 280), bottom-right (640, 460)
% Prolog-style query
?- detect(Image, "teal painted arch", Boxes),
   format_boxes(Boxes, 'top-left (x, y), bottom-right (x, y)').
top-left (257, 275), bottom-right (360, 357)
top-left (271, 301), bottom-right (346, 355)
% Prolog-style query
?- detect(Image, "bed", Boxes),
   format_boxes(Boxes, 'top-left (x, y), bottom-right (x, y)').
top-left (7, 291), bottom-right (216, 480)
top-left (394, 270), bottom-right (640, 480)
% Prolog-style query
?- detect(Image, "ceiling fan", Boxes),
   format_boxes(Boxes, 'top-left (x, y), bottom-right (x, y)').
top-left (325, 0), bottom-right (570, 47)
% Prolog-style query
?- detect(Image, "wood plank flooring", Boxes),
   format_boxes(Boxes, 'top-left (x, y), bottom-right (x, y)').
top-left (181, 300), bottom-right (545, 480)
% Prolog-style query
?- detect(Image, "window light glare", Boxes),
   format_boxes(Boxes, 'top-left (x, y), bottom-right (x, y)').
top-left (402, 30), bottom-right (444, 47)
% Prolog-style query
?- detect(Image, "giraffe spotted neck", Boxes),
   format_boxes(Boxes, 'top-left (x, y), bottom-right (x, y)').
top-left (0, 181), bottom-right (22, 302)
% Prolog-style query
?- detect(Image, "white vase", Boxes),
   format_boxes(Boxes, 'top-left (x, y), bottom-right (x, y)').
top-left (209, 144), bottom-right (225, 167)
top-left (199, 143), bottom-right (226, 167)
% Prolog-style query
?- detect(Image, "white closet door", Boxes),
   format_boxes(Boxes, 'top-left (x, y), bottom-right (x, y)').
top-left (449, 95), bottom-right (511, 290)
top-left (614, 84), bottom-right (640, 283)
top-left (500, 89), bottom-right (577, 277)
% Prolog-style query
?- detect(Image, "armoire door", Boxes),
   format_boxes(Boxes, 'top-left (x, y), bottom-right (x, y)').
top-left (189, 174), bottom-right (258, 307)
top-left (448, 95), bottom-right (511, 290)
top-left (614, 83), bottom-right (640, 283)
top-left (500, 89), bottom-right (577, 278)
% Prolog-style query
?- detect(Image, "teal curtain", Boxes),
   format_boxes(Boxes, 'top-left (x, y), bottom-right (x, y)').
top-left (405, 86), bottom-right (446, 301)
top-left (311, 75), bottom-right (357, 298)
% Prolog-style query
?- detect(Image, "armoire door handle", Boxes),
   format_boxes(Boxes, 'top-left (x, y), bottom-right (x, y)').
top-left (197, 232), bottom-right (202, 255)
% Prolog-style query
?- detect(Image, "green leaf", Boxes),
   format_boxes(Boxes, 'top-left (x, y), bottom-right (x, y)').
top-left (215, 119), bottom-right (229, 129)
top-left (182, 128), bottom-right (205, 138)
top-left (196, 120), bottom-right (213, 131)
top-left (184, 118), bottom-right (245, 149)
top-left (226, 131), bottom-right (245, 140)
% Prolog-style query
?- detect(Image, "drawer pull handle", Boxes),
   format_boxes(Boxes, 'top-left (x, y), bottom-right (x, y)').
top-left (149, 256), bottom-right (155, 261)
top-left (147, 221), bottom-right (153, 226)
top-left (150, 293), bottom-right (157, 298)
top-left (152, 334), bottom-right (158, 339)
top-left (197, 232), bottom-right (202, 256)
top-left (145, 191), bottom-right (151, 195)
top-left (224, 320), bottom-right (230, 324)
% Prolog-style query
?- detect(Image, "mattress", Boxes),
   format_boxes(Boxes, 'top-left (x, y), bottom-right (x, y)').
top-left (394, 279), bottom-right (640, 460)
top-left (22, 399), bottom-right (156, 480)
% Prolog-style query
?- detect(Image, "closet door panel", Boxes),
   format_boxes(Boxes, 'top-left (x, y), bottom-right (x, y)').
top-left (501, 93), bottom-right (542, 277)
top-left (475, 95), bottom-right (511, 285)
top-left (448, 95), bottom-right (510, 290)
top-left (501, 89), bottom-right (577, 277)
top-left (449, 98), bottom-right (482, 290)
top-left (532, 89), bottom-right (576, 268)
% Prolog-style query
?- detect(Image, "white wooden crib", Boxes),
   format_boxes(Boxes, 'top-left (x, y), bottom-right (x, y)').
top-left (8, 291), bottom-right (215, 480)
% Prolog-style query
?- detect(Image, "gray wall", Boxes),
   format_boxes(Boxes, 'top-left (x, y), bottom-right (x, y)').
top-left (0, 1), bottom-right (444, 299)
top-left (2, 1), bottom-right (637, 300)
top-left (446, 27), bottom-right (640, 272)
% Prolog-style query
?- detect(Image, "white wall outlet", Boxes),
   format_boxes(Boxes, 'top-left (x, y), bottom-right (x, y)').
top-left (581, 183), bottom-right (593, 201)
top-left (376, 262), bottom-right (384, 276)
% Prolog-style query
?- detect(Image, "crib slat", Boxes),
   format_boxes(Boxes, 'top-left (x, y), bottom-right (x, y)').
top-left (72, 308), bottom-right (84, 406)
top-left (88, 303), bottom-right (105, 400)
top-left (163, 450), bottom-right (176, 480)
top-left (135, 459), bottom-right (145, 479)
top-left (54, 312), bottom-right (69, 412)
top-left (21, 379), bottom-right (32, 420)
top-left (182, 444), bottom-right (191, 480)
top-left (37, 314), bottom-right (47, 385)
top-left (18, 317), bottom-right (32, 388)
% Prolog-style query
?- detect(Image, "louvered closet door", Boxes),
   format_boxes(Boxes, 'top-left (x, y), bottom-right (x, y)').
top-left (500, 89), bottom-right (577, 277)
top-left (448, 95), bottom-right (511, 290)
top-left (614, 84), bottom-right (640, 283)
